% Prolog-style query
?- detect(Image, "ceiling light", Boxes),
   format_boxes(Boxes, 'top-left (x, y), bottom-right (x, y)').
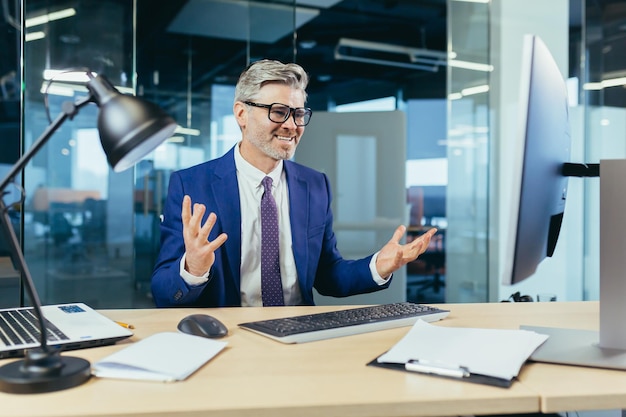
top-left (42, 70), bottom-right (135, 97)
top-left (335, 38), bottom-right (447, 72)
top-left (175, 126), bottom-right (201, 136)
top-left (43, 69), bottom-right (94, 83)
top-left (583, 77), bottom-right (626, 90)
top-left (41, 81), bottom-right (134, 97)
top-left (461, 85), bottom-right (490, 96)
top-left (299, 40), bottom-right (317, 49)
top-left (449, 59), bottom-right (493, 72)
top-left (25, 32), bottom-right (45, 42)
top-left (40, 83), bottom-right (76, 97)
top-left (167, 136), bottom-right (186, 143)
top-left (25, 8), bottom-right (76, 28)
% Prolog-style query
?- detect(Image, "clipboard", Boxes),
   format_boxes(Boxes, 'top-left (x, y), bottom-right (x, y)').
top-left (366, 320), bottom-right (549, 389)
top-left (367, 354), bottom-right (514, 388)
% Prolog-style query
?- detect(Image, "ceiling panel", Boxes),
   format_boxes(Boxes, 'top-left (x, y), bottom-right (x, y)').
top-left (167, 0), bottom-right (319, 43)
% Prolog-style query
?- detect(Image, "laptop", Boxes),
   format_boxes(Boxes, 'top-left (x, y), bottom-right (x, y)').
top-left (0, 302), bottom-right (133, 359)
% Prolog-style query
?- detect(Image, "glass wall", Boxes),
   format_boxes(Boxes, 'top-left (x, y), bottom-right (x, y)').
top-left (0, 0), bottom-right (22, 307)
top-left (21, 0), bottom-right (137, 308)
top-left (446, 0), bottom-right (490, 303)
top-left (11, 0), bottom-right (451, 309)
top-left (487, 0), bottom-right (575, 302)
top-left (581, 0), bottom-right (626, 301)
top-left (12, 0), bottom-right (621, 309)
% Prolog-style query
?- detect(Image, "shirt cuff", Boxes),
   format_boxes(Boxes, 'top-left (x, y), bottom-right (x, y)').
top-left (179, 253), bottom-right (211, 286)
top-left (370, 251), bottom-right (392, 285)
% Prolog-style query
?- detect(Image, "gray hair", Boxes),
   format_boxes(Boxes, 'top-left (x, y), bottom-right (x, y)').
top-left (234, 59), bottom-right (309, 103)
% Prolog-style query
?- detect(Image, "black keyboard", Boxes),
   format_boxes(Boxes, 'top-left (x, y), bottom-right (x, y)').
top-left (238, 302), bottom-right (449, 343)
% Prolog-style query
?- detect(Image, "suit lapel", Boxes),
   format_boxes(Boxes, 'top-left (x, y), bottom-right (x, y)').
top-left (285, 162), bottom-right (309, 287)
top-left (212, 149), bottom-right (242, 293)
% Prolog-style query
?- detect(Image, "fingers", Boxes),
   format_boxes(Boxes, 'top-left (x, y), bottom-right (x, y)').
top-left (387, 225), bottom-right (407, 245)
top-left (181, 195), bottom-right (192, 224)
top-left (411, 228), bottom-right (437, 255)
top-left (419, 227), bottom-right (437, 244)
top-left (181, 195), bottom-right (218, 243)
top-left (189, 203), bottom-right (206, 233)
top-left (182, 195), bottom-right (206, 231)
top-left (396, 228), bottom-right (437, 264)
top-left (180, 195), bottom-right (227, 276)
top-left (208, 232), bottom-right (228, 251)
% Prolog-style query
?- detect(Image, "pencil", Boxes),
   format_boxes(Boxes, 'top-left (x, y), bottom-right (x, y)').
top-left (115, 321), bottom-right (135, 329)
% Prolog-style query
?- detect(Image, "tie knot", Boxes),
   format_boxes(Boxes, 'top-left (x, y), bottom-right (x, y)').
top-left (262, 176), bottom-right (273, 192)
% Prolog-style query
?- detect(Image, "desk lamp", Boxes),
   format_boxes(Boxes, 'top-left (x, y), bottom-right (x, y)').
top-left (0, 71), bottom-right (177, 394)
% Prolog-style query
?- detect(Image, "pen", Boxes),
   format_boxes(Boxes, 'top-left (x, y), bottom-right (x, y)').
top-left (115, 321), bottom-right (135, 329)
top-left (405, 359), bottom-right (469, 379)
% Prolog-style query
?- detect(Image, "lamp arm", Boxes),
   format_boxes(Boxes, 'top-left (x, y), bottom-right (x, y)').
top-left (0, 93), bottom-right (93, 351)
top-left (0, 95), bottom-right (92, 192)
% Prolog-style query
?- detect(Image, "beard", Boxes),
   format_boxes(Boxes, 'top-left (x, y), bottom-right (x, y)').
top-left (249, 130), bottom-right (299, 161)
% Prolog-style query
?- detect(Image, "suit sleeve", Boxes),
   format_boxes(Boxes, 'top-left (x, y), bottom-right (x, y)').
top-left (150, 171), bottom-right (210, 307)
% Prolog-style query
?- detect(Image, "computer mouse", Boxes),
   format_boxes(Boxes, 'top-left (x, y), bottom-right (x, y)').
top-left (177, 314), bottom-right (228, 339)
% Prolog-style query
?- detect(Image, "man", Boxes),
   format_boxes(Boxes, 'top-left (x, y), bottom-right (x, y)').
top-left (151, 59), bottom-right (436, 307)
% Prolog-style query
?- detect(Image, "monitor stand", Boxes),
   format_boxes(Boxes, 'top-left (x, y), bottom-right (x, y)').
top-left (522, 159), bottom-right (626, 370)
top-left (521, 326), bottom-right (626, 369)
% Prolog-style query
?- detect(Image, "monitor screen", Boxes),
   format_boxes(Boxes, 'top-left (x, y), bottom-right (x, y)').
top-left (502, 34), bottom-right (571, 286)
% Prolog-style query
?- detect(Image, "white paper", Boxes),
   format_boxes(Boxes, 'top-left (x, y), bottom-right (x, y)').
top-left (92, 332), bottom-right (227, 382)
top-left (377, 320), bottom-right (548, 380)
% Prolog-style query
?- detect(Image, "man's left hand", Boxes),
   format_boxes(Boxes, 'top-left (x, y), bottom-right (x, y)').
top-left (375, 226), bottom-right (437, 279)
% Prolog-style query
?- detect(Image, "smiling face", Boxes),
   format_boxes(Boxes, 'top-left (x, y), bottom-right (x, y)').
top-left (235, 82), bottom-right (306, 173)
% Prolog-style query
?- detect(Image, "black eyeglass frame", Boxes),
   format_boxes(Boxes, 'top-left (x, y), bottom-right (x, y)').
top-left (243, 101), bottom-right (313, 126)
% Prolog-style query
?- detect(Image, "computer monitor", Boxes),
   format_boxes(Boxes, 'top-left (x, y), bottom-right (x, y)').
top-left (502, 34), bottom-right (571, 286)
top-left (507, 34), bottom-right (626, 370)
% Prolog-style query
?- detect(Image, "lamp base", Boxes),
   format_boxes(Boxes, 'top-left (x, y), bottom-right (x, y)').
top-left (0, 350), bottom-right (91, 394)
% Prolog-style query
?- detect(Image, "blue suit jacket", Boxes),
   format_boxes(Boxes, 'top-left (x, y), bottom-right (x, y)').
top-left (151, 146), bottom-right (390, 307)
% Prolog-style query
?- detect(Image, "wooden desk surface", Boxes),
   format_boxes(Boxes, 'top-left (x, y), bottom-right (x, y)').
top-left (0, 301), bottom-right (624, 417)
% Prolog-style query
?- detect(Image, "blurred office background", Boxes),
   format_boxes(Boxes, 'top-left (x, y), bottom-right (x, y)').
top-left (0, 0), bottom-right (621, 308)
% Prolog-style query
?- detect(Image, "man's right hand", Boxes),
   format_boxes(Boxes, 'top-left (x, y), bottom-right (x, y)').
top-left (181, 195), bottom-right (228, 276)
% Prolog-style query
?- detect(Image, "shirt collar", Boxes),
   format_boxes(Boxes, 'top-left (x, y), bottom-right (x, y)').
top-left (234, 142), bottom-right (284, 188)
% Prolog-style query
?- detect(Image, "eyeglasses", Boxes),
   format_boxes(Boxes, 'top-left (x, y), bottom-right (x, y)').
top-left (244, 101), bottom-right (313, 127)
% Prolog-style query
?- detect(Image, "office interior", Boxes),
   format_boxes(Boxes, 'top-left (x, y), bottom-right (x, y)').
top-left (0, 0), bottom-right (621, 309)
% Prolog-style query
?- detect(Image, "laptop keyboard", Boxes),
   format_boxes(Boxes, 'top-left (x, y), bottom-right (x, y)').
top-left (239, 302), bottom-right (449, 343)
top-left (0, 308), bottom-right (69, 347)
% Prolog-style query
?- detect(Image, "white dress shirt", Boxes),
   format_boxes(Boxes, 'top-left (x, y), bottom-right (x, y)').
top-left (233, 144), bottom-right (302, 306)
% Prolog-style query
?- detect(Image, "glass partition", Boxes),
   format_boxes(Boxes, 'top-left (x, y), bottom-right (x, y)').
top-left (22, 0), bottom-right (136, 308)
top-left (582, 0), bottom-right (626, 301)
top-left (446, 0), bottom-right (490, 302)
top-left (13, 0), bottom-right (454, 308)
top-left (0, 0), bottom-right (22, 307)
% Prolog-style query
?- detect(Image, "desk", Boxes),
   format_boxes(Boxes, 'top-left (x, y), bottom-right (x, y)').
top-left (1, 302), bottom-right (625, 417)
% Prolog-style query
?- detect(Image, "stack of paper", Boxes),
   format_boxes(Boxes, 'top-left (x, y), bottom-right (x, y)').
top-left (92, 332), bottom-right (227, 382)
top-left (376, 320), bottom-right (548, 385)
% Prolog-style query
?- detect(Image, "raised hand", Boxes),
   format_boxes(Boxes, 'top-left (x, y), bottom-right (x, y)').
top-left (375, 226), bottom-right (437, 279)
top-left (181, 195), bottom-right (228, 277)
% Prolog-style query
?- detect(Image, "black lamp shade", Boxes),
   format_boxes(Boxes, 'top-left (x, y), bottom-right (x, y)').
top-left (86, 75), bottom-right (177, 172)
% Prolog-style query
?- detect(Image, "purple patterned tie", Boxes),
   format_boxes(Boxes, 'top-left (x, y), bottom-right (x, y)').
top-left (260, 176), bottom-right (284, 306)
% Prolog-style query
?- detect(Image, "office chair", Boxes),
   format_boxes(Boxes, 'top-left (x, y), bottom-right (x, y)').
top-left (405, 186), bottom-right (446, 303)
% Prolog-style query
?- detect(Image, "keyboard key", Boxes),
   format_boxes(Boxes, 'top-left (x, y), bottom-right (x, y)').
top-left (0, 308), bottom-right (69, 347)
